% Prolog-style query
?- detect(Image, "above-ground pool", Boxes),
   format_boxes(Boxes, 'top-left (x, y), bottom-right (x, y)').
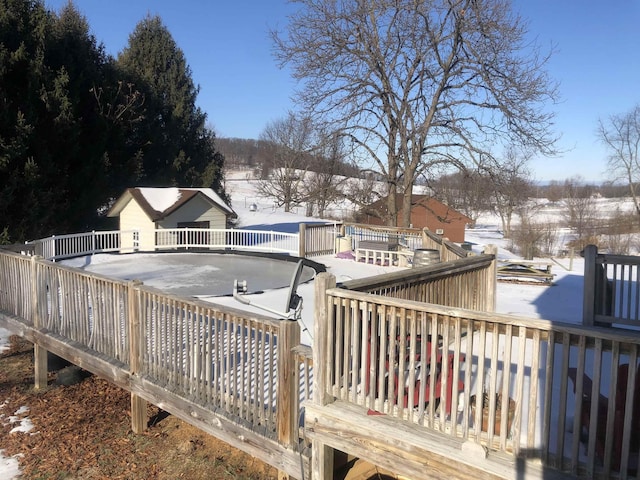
top-left (62, 252), bottom-right (318, 297)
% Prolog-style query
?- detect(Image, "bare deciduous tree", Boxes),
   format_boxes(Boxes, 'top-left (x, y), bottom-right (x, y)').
top-left (509, 219), bottom-right (542, 260)
top-left (302, 133), bottom-right (350, 217)
top-left (487, 148), bottom-right (534, 238)
top-left (256, 112), bottom-right (315, 212)
top-left (598, 104), bottom-right (640, 222)
top-left (430, 170), bottom-right (493, 224)
top-left (344, 172), bottom-right (384, 221)
top-left (563, 176), bottom-right (598, 240)
top-left (544, 180), bottom-right (564, 204)
top-left (272, 0), bottom-right (558, 227)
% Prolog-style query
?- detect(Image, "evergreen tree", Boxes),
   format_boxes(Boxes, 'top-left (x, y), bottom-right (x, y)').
top-left (46, 3), bottom-right (111, 230)
top-left (0, 0), bottom-right (61, 240)
top-left (0, 0), bottom-right (146, 241)
top-left (117, 15), bottom-right (226, 195)
top-left (0, 4), bottom-right (226, 242)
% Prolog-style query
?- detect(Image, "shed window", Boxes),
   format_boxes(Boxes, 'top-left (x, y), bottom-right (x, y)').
top-left (176, 221), bottom-right (210, 248)
top-left (177, 221), bottom-right (210, 229)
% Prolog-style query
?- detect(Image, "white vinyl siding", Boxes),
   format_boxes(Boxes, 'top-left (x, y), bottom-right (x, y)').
top-left (119, 199), bottom-right (156, 251)
top-left (158, 195), bottom-right (227, 229)
top-left (114, 194), bottom-right (228, 252)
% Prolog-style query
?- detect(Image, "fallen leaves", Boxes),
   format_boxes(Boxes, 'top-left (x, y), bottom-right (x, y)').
top-left (0, 336), bottom-right (278, 479)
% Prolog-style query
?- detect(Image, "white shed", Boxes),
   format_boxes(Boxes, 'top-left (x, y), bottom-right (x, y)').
top-left (107, 187), bottom-right (235, 252)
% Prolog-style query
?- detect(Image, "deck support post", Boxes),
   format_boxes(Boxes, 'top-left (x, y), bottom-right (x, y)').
top-left (483, 245), bottom-right (498, 313)
top-left (311, 273), bottom-right (337, 480)
top-left (421, 228), bottom-right (430, 249)
top-left (583, 244), bottom-right (597, 326)
top-left (128, 280), bottom-right (147, 433)
top-left (31, 255), bottom-right (48, 389)
top-left (276, 318), bottom-right (301, 480)
top-left (33, 344), bottom-right (48, 389)
top-left (298, 223), bottom-right (307, 258)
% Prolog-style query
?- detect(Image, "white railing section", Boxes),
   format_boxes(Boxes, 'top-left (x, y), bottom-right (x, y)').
top-left (27, 228), bottom-right (300, 261)
top-left (28, 230), bottom-right (138, 260)
top-left (355, 247), bottom-right (414, 267)
top-left (155, 228), bottom-right (298, 254)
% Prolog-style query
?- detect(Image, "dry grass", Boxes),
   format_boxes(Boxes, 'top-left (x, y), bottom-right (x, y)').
top-left (0, 336), bottom-right (278, 480)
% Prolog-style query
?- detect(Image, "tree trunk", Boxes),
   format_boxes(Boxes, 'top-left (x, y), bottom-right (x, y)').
top-left (401, 189), bottom-right (413, 228)
top-left (386, 189), bottom-right (397, 226)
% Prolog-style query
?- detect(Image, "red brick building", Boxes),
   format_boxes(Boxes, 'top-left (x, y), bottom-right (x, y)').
top-left (360, 194), bottom-right (472, 243)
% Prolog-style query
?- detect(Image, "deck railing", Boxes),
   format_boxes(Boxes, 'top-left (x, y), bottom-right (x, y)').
top-left (29, 230), bottom-right (138, 260)
top-left (313, 271), bottom-right (640, 478)
top-left (421, 228), bottom-right (471, 261)
top-left (0, 251), bottom-right (34, 321)
top-left (10, 236), bottom-right (640, 477)
top-left (583, 244), bottom-right (640, 328)
top-left (25, 226), bottom-right (338, 262)
top-left (135, 285), bottom-right (300, 440)
top-left (154, 227), bottom-right (299, 255)
top-left (300, 223), bottom-right (341, 257)
top-left (0, 250), bottom-right (308, 475)
top-left (343, 223), bottom-right (424, 251)
top-left (26, 228), bottom-right (301, 261)
top-left (25, 225), bottom-right (469, 264)
top-left (341, 247), bottom-right (496, 312)
top-left (34, 258), bottom-right (131, 362)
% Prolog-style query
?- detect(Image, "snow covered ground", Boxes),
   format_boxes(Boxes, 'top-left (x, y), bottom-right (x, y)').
top-left (227, 176), bottom-right (588, 340)
top-left (0, 175), bottom-right (590, 478)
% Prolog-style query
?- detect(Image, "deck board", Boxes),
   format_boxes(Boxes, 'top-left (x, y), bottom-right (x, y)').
top-left (305, 400), bottom-right (576, 480)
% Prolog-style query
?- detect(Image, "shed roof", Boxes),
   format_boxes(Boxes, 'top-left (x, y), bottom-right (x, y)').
top-left (107, 187), bottom-right (235, 221)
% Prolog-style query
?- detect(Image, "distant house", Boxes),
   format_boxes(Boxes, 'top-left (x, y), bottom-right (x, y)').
top-left (107, 187), bottom-right (235, 251)
top-left (361, 194), bottom-right (472, 243)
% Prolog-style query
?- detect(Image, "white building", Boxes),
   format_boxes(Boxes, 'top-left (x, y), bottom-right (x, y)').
top-left (107, 187), bottom-right (235, 252)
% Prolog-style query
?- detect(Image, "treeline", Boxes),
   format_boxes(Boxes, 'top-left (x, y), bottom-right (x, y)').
top-left (0, 0), bottom-right (226, 243)
top-left (217, 136), bottom-right (360, 179)
top-left (216, 138), bottom-right (273, 172)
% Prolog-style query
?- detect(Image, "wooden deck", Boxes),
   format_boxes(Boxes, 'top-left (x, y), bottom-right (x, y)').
top-left (3, 231), bottom-right (640, 479)
top-left (309, 255), bottom-right (640, 480)
top-left (0, 250), bottom-right (310, 479)
top-left (305, 401), bottom-right (573, 480)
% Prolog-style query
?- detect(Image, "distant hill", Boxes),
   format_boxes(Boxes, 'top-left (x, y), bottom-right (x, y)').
top-left (216, 137), bottom-right (271, 171)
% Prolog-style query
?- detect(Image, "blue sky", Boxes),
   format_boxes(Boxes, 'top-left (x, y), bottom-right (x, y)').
top-left (44, 0), bottom-right (639, 183)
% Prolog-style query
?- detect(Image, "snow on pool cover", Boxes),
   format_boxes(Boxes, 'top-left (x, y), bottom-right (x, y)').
top-left (61, 252), bottom-right (318, 298)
